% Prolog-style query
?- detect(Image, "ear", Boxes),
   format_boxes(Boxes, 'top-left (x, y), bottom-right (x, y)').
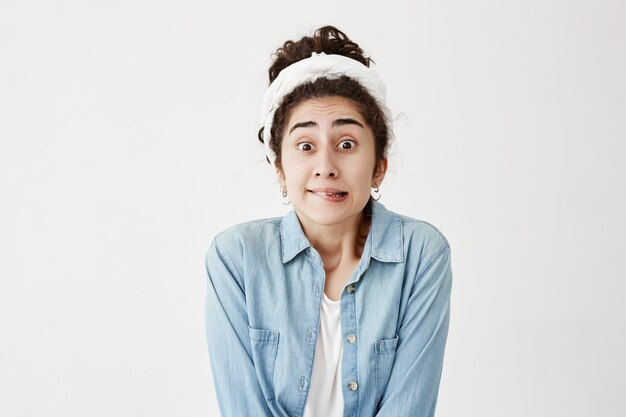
top-left (372, 158), bottom-right (388, 187)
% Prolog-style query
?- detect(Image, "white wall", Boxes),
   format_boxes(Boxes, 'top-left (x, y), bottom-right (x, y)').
top-left (1, 1), bottom-right (624, 416)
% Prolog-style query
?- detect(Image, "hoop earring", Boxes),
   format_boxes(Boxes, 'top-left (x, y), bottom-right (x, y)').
top-left (281, 186), bottom-right (290, 205)
top-left (372, 183), bottom-right (382, 201)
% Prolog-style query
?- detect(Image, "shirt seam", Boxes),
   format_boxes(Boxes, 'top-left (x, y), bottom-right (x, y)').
top-left (213, 237), bottom-right (239, 286)
top-left (400, 217), bottom-right (451, 248)
top-left (414, 245), bottom-right (450, 287)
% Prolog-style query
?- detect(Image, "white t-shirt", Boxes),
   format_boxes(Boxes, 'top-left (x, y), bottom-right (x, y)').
top-left (302, 292), bottom-right (344, 417)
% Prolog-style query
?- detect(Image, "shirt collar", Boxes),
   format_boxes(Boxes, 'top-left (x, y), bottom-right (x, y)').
top-left (280, 198), bottom-right (404, 264)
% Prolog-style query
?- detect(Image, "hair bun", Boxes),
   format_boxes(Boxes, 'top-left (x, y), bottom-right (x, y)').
top-left (268, 26), bottom-right (372, 83)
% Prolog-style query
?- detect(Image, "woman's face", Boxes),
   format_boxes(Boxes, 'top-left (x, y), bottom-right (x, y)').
top-left (278, 96), bottom-right (387, 230)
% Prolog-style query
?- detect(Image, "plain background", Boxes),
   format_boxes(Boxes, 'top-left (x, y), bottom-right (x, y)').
top-left (1, 0), bottom-right (625, 416)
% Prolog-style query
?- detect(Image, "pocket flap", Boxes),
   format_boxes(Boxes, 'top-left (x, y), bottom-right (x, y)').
top-left (375, 335), bottom-right (399, 354)
top-left (248, 326), bottom-right (279, 344)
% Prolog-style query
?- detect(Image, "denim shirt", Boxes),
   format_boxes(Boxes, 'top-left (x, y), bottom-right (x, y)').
top-left (204, 199), bottom-right (452, 417)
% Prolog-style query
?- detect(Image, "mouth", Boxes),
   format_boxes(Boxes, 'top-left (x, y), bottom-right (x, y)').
top-left (308, 190), bottom-right (348, 197)
top-left (307, 189), bottom-right (349, 200)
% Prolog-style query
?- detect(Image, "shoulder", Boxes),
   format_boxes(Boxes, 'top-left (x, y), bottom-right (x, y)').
top-left (204, 216), bottom-right (283, 286)
top-left (377, 201), bottom-right (450, 252)
top-left (209, 216), bottom-right (282, 261)
top-left (398, 212), bottom-right (450, 253)
top-left (381, 205), bottom-right (451, 281)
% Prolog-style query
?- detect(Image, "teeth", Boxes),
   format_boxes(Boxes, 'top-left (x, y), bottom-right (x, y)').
top-left (310, 190), bottom-right (346, 197)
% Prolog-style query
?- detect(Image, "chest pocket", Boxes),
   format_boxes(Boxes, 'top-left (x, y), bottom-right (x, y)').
top-left (374, 335), bottom-right (399, 408)
top-left (248, 326), bottom-right (280, 402)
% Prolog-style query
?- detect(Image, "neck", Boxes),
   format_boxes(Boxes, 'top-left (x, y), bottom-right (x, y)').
top-left (297, 210), bottom-right (371, 271)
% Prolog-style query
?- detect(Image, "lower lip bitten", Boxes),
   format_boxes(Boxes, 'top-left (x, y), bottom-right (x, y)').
top-left (308, 190), bottom-right (349, 202)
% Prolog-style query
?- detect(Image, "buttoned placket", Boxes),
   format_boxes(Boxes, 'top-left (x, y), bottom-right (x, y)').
top-left (303, 246), bottom-right (366, 415)
top-left (343, 284), bottom-right (359, 406)
top-left (341, 269), bottom-right (368, 412)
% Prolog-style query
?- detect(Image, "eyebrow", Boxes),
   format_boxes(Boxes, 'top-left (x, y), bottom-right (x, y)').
top-left (288, 118), bottom-right (364, 135)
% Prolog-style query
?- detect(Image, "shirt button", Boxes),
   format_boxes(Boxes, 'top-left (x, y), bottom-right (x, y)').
top-left (348, 381), bottom-right (359, 391)
top-left (347, 334), bottom-right (357, 344)
top-left (346, 284), bottom-right (356, 294)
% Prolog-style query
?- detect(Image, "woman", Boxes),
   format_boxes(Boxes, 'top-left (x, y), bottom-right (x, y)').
top-left (205, 26), bottom-right (452, 417)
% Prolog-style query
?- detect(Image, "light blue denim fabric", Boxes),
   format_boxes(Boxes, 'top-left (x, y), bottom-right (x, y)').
top-left (205, 199), bottom-right (452, 417)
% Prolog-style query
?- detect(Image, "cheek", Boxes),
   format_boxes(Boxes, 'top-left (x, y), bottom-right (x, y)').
top-left (341, 169), bottom-right (373, 195)
top-left (281, 163), bottom-right (307, 186)
top-left (352, 157), bottom-right (377, 178)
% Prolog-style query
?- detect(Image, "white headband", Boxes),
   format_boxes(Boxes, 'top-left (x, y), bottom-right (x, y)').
top-left (261, 51), bottom-right (392, 171)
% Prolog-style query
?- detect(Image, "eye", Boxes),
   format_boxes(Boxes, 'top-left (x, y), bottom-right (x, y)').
top-left (338, 139), bottom-right (357, 150)
top-left (297, 142), bottom-right (314, 151)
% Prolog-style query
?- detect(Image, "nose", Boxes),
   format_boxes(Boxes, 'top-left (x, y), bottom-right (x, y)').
top-left (314, 146), bottom-right (338, 178)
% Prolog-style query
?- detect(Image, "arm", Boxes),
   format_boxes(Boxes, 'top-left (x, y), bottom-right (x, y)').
top-left (204, 237), bottom-right (274, 417)
top-left (375, 246), bottom-right (453, 417)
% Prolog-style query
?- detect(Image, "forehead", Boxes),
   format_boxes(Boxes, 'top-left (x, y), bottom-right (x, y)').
top-left (287, 96), bottom-right (365, 124)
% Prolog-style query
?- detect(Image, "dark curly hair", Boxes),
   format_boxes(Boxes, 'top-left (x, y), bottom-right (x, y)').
top-left (257, 26), bottom-right (391, 176)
